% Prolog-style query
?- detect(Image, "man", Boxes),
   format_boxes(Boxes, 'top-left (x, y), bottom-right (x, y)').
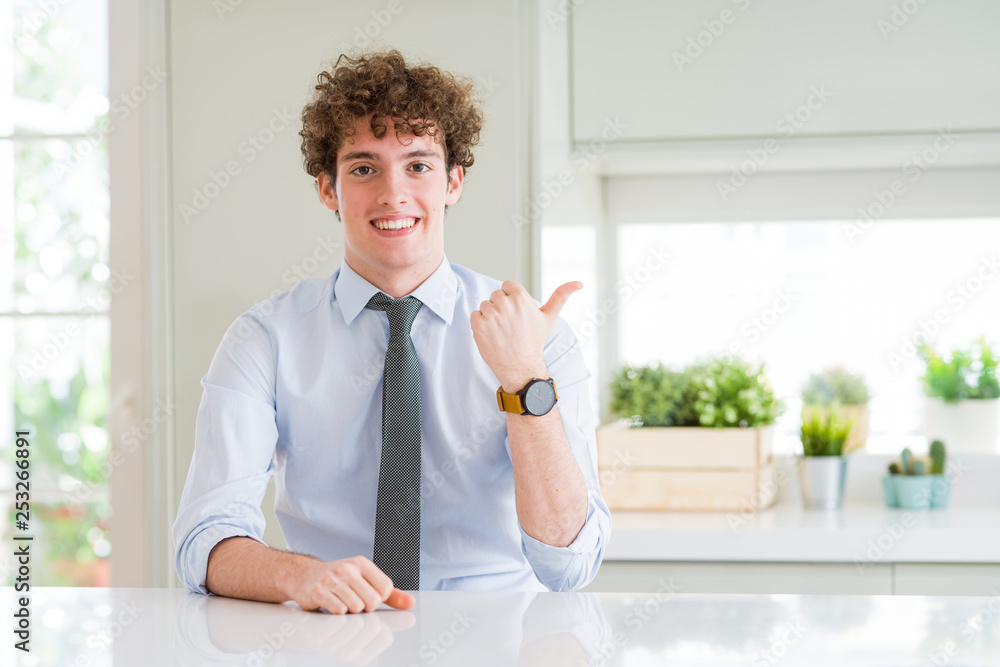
top-left (172, 49), bottom-right (610, 614)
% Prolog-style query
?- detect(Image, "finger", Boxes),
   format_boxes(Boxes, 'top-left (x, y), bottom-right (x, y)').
top-left (351, 559), bottom-right (414, 612)
top-left (351, 557), bottom-right (396, 610)
top-left (317, 587), bottom-right (350, 615)
top-left (540, 281), bottom-right (583, 321)
top-left (501, 279), bottom-right (529, 298)
top-left (329, 576), bottom-right (368, 614)
top-left (489, 289), bottom-right (505, 304)
top-left (478, 299), bottom-right (493, 316)
top-left (384, 588), bottom-right (416, 610)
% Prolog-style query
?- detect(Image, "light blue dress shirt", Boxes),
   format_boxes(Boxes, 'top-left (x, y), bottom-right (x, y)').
top-left (172, 255), bottom-right (611, 594)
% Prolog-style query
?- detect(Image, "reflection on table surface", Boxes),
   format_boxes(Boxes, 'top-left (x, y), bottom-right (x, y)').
top-left (1, 586), bottom-right (999, 665)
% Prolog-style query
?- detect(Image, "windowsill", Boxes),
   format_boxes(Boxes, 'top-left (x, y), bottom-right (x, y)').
top-left (604, 503), bottom-right (1000, 563)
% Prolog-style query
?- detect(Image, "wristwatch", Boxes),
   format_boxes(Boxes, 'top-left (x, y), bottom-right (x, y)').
top-left (496, 378), bottom-right (558, 416)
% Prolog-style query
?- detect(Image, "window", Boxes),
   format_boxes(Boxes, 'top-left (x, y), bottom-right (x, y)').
top-left (543, 219), bottom-right (1000, 454)
top-left (1, 0), bottom-right (111, 586)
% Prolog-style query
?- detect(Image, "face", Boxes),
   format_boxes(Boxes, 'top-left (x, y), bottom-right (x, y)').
top-left (317, 115), bottom-right (464, 287)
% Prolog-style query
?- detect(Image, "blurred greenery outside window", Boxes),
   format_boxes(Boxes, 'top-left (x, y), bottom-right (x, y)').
top-left (543, 220), bottom-right (1000, 455)
top-left (1, 0), bottom-right (111, 586)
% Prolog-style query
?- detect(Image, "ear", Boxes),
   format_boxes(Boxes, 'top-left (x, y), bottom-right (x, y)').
top-left (444, 165), bottom-right (464, 206)
top-left (317, 171), bottom-right (340, 212)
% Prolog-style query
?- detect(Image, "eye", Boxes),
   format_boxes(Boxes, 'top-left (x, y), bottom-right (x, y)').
top-left (411, 163), bottom-right (430, 173)
top-left (351, 165), bottom-right (373, 176)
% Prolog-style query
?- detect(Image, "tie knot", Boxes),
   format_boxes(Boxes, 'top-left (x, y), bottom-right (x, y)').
top-left (365, 292), bottom-right (423, 338)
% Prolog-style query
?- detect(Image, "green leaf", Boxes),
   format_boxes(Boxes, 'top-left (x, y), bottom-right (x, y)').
top-left (919, 337), bottom-right (1000, 401)
top-left (609, 355), bottom-right (784, 428)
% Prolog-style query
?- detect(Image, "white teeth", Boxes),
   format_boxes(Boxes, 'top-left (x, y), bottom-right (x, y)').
top-left (372, 217), bottom-right (418, 230)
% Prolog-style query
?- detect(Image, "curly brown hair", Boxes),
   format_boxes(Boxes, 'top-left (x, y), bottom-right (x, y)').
top-left (299, 49), bottom-right (484, 184)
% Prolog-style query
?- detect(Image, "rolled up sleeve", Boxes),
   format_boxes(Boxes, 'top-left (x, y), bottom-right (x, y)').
top-left (516, 319), bottom-right (612, 592)
top-left (171, 312), bottom-right (280, 594)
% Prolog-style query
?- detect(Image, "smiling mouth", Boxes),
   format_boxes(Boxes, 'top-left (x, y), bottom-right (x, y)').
top-left (371, 217), bottom-right (419, 231)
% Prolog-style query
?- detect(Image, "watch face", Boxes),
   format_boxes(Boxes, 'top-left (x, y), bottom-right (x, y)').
top-left (524, 379), bottom-right (556, 416)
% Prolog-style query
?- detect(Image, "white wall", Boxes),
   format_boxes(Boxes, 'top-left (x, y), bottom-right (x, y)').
top-left (166, 1), bottom-right (532, 577)
top-left (155, 0), bottom-right (1000, 587)
top-left (564, 0), bottom-right (1000, 223)
top-left (571, 0), bottom-right (1000, 143)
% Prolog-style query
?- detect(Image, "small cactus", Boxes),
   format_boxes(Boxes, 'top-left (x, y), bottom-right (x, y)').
top-left (913, 460), bottom-right (927, 475)
top-left (888, 461), bottom-right (901, 475)
top-left (929, 440), bottom-right (946, 475)
top-left (900, 448), bottom-right (914, 475)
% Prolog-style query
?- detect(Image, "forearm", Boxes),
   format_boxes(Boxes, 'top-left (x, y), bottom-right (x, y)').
top-left (471, 280), bottom-right (591, 549)
top-left (206, 536), bottom-right (318, 602)
top-left (506, 407), bottom-right (588, 547)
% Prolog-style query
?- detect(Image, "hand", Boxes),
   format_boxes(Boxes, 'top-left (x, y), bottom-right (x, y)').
top-left (283, 555), bottom-right (415, 614)
top-left (470, 280), bottom-right (582, 392)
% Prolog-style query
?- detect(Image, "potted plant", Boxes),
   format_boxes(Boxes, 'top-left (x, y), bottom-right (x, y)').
top-left (599, 355), bottom-right (784, 511)
top-left (798, 405), bottom-right (858, 509)
top-left (927, 439), bottom-right (950, 507)
top-left (917, 336), bottom-right (1000, 453)
top-left (883, 440), bottom-right (950, 510)
top-left (801, 366), bottom-right (870, 452)
top-left (609, 355), bottom-right (784, 429)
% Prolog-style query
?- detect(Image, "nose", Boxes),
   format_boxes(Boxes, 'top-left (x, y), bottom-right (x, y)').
top-left (377, 168), bottom-right (408, 207)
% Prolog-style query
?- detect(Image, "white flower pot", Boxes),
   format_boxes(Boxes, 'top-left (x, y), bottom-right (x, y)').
top-left (797, 457), bottom-right (847, 510)
top-left (923, 397), bottom-right (1000, 453)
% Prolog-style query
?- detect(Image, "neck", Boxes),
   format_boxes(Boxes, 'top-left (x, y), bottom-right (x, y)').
top-left (347, 254), bottom-right (444, 299)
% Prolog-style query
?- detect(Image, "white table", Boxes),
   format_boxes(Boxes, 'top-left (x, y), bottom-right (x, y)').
top-left (3, 587), bottom-right (999, 665)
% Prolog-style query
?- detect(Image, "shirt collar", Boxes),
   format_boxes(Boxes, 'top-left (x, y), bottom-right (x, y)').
top-left (335, 255), bottom-right (458, 326)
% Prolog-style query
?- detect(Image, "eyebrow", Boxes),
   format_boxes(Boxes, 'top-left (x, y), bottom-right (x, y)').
top-left (340, 149), bottom-right (442, 163)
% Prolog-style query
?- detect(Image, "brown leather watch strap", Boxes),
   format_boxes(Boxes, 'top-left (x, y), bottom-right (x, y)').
top-left (496, 387), bottom-right (525, 414)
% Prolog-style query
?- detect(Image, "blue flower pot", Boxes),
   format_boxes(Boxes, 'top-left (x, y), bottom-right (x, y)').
top-left (929, 474), bottom-right (951, 508)
top-left (893, 476), bottom-right (933, 510)
top-left (882, 476), bottom-right (899, 508)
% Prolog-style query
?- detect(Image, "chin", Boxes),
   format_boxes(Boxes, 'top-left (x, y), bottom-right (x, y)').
top-left (374, 250), bottom-right (425, 269)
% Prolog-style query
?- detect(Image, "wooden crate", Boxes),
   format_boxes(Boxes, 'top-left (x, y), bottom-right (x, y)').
top-left (596, 422), bottom-right (777, 512)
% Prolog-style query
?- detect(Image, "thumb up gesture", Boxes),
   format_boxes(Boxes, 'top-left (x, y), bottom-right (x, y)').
top-left (470, 280), bottom-right (582, 392)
